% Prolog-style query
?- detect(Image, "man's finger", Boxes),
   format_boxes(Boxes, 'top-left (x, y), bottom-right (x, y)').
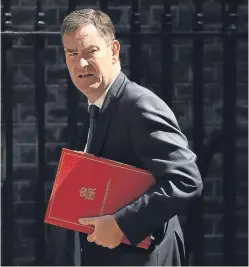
top-left (78, 217), bottom-right (97, 225)
top-left (108, 244), bottom-right (116, 249)
top-left (95, 240), bottom-right (102, 246)
top-left (87, 233), bottom-right (96, 243)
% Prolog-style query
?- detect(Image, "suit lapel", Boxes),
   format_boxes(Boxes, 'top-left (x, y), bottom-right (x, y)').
top-left (89, 72), bottom-right (127, 156)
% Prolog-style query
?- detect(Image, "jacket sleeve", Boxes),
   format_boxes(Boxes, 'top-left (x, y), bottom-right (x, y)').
top-left (114, 93), bottom-right (203, 246)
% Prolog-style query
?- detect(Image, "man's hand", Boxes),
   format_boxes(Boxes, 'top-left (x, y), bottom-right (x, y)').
top-left (78, 215), bottom-right (124, 249)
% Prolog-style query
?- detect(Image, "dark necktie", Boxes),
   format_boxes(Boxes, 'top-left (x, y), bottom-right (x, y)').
top-left (86, 104), bottom-right (99, 153)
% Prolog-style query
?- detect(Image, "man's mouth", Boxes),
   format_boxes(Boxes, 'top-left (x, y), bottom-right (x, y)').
top-left (78, 74), bottom-right (93, 78)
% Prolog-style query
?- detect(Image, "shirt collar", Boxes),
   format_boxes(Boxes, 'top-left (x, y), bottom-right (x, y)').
top-left (88, 71), bottom-right (120, 110)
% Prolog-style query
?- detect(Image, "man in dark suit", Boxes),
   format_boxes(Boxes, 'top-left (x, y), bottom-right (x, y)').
top-left (47, 8), bottom-right (203, 266)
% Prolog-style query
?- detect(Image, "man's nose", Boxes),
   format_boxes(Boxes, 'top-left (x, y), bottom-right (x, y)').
top-left (77, 57), bottom-right (89, 69)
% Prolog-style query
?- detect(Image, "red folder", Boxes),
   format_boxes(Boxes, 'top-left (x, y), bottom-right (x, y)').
top-left (44, 148), bottom-right (155, 249)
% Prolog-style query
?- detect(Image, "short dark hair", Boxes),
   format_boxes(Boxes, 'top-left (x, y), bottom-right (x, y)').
top-left (61, 8), bottom-right (115, 43)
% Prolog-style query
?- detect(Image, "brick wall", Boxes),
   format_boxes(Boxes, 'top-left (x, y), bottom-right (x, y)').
top-left (3, 0), bottom-right (248, 265)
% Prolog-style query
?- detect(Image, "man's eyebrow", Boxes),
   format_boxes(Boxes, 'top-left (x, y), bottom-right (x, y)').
top-left (64, 48), bottom-right (77, 52)
top-left (78, 43), bottom-right (100, 50)
top-left (64, 45), bottom-right (99, 52)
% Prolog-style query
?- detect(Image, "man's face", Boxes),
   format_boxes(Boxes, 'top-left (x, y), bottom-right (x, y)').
top-left (62, 24), bottom-right (120, 100)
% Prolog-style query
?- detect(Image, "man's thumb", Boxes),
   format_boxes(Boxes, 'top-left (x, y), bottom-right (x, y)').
top-left (78, 217), bottom-right (96, 225)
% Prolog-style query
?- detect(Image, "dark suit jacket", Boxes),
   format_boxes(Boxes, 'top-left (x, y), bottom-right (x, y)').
top-left (46, 72), bottom-right (203, 266)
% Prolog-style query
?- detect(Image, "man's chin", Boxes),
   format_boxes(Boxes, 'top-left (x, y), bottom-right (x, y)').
top-left (77, 84), bottom-right (101, 95)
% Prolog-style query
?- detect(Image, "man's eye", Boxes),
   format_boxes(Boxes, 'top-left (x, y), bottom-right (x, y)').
top-left (87, 49), bottom-right (97, 53)
top-left (68, 52), bottom-right (77, 56)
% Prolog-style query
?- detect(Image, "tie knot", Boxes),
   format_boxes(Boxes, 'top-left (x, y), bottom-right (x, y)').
top-left (89, 105), bottom-right (99, 119)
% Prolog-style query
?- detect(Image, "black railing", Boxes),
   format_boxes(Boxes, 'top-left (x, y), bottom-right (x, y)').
top-left (161, 1), bottom-right (173, 108)
top-left (2, 1), bottom-right (14, 265)
top-left (222, 2), bottom-right (239, 266)
top-left (191, 0), bottom-right (205, 263)
top-left (67, 0), bottom-right (78, 151)
top-left (130, 0), bottom-right (141, 84)
top-left (1, 0), bottom-right (247, 265)
top-left (34, 0), bottom-right (46, 265)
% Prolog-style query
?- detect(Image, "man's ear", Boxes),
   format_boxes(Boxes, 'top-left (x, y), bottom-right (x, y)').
top-left (111, 40), bottom-right (120, 64)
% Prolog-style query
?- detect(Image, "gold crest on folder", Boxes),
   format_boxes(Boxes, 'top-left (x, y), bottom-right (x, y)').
top-left (80, 187), bottom-right (96, 200)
